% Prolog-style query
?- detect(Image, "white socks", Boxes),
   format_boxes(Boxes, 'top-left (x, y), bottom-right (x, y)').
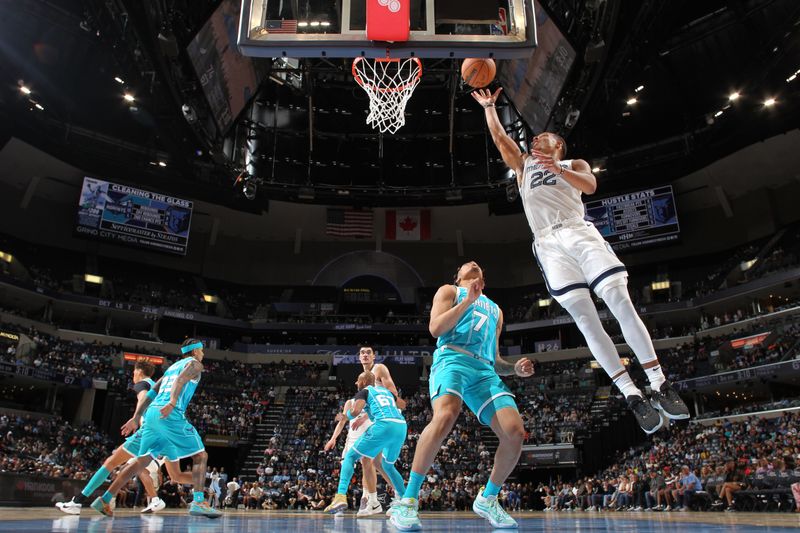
top-left (644, 365), bottom-right (666, 391)
top-left (367, 492), bottom-right (378, 505)
top-left (613, 372), bottom-right (643, 399)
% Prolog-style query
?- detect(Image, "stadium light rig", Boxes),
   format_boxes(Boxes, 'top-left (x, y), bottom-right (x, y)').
top-left (19, 85), bottom-right (31, 95)
top-left (123, 93), bottom-right (135, 103)
top-left (626, 97), bottom-right (637, 106)
top-left (728, 92), bottom-right (740, 102)
top-left (763, 98), bottom-right (776, 107)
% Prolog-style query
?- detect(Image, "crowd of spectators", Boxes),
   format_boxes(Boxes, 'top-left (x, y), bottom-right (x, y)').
top-left (533, 412), bottom-right (800, 512)
top-left (0, 413), bottom-right (113, 479)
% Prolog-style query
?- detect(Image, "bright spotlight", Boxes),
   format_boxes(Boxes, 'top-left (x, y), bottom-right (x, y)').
top-left (728, 92), bottom-right (740, 101)
top-left (34, 103), bottom-right (44, 111)
top-left (635, 85), bottom-right (644, 93)
top-left (158, 161), bottom-right (167, 167)
top-left (763, 98), bottom-right (776, 107)
top-left (20, 86), bottom-right (31, 95)
top-left (626, 97), bottom-right (637, 105)
top-left (713, 110), bottom-right (723, 118)
top-left (123, 93), bottom-right (135, 103)
top-left (592, 167), bottom-right (601, 173)
top-left (114, 76), bottom-right (124, 84)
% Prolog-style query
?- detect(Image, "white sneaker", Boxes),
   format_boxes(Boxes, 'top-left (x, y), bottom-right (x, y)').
top-left (56, 497), bottom-right (82, 515)
top-left (141, 496), bottom-right (166, 514)
top-left (385, 498), bottom-right (402, 517)
top-left (356, 500), bottom-right (382, 517)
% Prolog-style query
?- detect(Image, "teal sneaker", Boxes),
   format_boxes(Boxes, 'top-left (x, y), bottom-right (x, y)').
top-left (472, 493), bottom-right (517, 529)
top-left (389, 498), bottom-right (421, 531)
top-left (188, 501), bottom-right (223, 519)
top-left (90, 497), bottom-right (113, 517)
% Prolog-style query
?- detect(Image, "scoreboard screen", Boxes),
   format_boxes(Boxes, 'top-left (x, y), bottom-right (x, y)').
top-left (584, 185), bottom-right (680, 251)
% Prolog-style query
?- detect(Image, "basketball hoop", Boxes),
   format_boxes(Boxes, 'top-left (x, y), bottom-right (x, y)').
top-left (352, 56), bottom-right (422, 134)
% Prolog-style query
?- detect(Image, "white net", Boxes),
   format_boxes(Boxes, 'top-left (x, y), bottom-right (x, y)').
top-left (352, 57), bottom-right (423, 134)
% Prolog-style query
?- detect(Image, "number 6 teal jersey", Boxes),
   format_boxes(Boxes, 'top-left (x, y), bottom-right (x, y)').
top-left (435, 285), bottom-right (501, 365)
top-left (353, 385), bottom-right (404, 423)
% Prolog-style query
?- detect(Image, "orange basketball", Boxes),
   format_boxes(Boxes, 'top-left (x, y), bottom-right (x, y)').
top-left (461, 58), bottom-right (496, 88)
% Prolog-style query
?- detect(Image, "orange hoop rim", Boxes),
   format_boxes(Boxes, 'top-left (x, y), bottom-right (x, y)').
top-left (352, 56), bottom-right (423, 94)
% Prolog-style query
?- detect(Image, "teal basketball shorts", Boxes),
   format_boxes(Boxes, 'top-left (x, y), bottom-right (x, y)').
top-left (137, 407), bottom-right (205, 462)
top-left (350, 419), bottom-right (407, 464)
top-left (429, 351), bottom-right (517, 426)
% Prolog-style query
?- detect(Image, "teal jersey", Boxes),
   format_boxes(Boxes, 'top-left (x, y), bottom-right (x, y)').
top-left (151, 357), bottom-right (201, 415)
top-left (435, 286), bottom-right (501, 364)
top-left (354, 385), bottom-right (404, 423)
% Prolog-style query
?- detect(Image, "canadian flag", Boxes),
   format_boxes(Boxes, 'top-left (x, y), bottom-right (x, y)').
top-left (385, 209), bottom-right (431, 240)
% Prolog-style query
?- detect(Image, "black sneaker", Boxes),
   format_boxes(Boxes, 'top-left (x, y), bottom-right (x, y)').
top-left (650, 381), bottom-right (690, 420)
top-left (627, 394), bottom-right (663, 434)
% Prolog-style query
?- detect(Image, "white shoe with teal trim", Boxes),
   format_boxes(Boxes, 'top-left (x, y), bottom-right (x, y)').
top-left (472, 493), bottom-right (517, 529)
top-left (385, 498), bottom-right (402, 517)
top-left (389, 498), bottom-right (421, 531)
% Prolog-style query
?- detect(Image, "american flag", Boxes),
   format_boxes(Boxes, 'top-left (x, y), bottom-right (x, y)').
top-left (326, 208), bottom-right (373, 238)
top-left (265, 20), bottom-right (298, 34)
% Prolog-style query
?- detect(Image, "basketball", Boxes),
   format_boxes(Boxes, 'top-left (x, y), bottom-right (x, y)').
top-left (461, 58), bottom-right (496, 88)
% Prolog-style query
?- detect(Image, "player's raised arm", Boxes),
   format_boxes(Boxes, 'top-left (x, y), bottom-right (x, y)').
top-left (532, 150), bottom-right (597, 195)
top-left (472, 88), bottom-right (525, 183)
top-left (429, 280), bottom-right (481, 338)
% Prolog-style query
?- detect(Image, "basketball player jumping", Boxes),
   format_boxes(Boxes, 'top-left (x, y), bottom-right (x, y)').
top-left (89, 339), bottom-right (221, 518)
top-left (55, 359), bottom-right (191, 515)
top-left (391, 261), bottom-right (533, 531)
top-left (473, 87), bottom-right (689, 434)
top-left (324, 371), bottom-right (408, 515)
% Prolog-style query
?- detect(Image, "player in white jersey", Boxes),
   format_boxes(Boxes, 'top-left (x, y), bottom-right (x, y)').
top-left (474, 88), bottom-right (689, 434)
top-left (325, 396), bottom-right (379, 516)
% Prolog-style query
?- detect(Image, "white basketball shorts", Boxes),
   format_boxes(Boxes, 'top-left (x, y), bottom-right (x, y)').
top-left (533, 218), bottom-right (627, 304)
top-left (343, 416), bottom-right (373, 458)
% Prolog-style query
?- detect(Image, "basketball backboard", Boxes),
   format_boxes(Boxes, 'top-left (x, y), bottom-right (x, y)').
top-left (238, 0), bottom-right (536, 59)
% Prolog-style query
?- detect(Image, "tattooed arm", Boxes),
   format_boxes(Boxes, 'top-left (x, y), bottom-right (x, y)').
top-left (159, 359), bottom-right (203, 418)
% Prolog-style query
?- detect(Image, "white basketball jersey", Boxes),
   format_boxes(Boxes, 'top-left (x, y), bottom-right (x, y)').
top-left (519, 157), bottom-right (585, 234)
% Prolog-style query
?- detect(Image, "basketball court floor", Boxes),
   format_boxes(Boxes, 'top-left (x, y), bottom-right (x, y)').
top-left (1, 509), bottom-right (798, 533)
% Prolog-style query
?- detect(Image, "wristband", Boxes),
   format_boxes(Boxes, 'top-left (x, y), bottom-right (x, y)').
top-left (345, 409), bottom-right (356, 420)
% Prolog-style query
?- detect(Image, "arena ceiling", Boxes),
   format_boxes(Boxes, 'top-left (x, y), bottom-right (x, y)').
top-left (0, 0), bottom-right (798, 211)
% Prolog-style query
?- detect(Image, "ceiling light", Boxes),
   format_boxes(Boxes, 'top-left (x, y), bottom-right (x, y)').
top-left (34, 103), bottom-right (44, 111)
top-left (538, 298), bottom-right (552, 308)
top-left (626, 97), bottom-right (637, 105)
top-left (763, 98), bottom-right (776, 107)
top-left (728, 92), bottom-right (740, 101)
top-left (85, 274), bottom-right (103, 284)
top-left (714, 110), bottom-right (723, 118)
top-left (310, 21), bottom-right (320, 27)
top-left (202, 294), bottom-right (219, 304)
top-left (158, 161), bottom-right (167, 167)
top-left (788, 74), bottom-right (797, 82)
top-left (321, 21), bottom-right (331, 27)
top-left (20, 86), bottom-right (31, 95)
top-left (123, 93), bottom-right (135, 103)
top-left (114, 76), bottom-right (124, 84)
top-left (635, 85), bottom-right (644, 93)
top-left (298, 21), bottom-right (308, 27)
top-left (592, 167), bottom-right (601, 173)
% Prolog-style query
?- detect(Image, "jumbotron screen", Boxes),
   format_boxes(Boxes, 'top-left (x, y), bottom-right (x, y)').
top-left (584, 185), bottom-right (680, 251)
top-left (75, 177), bottom-right (193, 255)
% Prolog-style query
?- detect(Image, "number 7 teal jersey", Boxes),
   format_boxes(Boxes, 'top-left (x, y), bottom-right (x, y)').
top-left (435, 286), bottom-right (501, 365)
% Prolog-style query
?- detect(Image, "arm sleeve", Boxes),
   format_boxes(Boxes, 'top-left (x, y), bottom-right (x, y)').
top-left (353, 389), bottom-right (368, 403)
top-left (133, 381), bottom-right (151, 394)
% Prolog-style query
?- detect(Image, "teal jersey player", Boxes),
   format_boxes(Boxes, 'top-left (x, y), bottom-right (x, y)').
top-left (325, 372), bottom-right (408, 515)
top-left (435, 286), bottom-right (501, 365)
top-left (360, 385), bottom-right (405, 422)
top-left (391, 261), bottom-right (535, 532)
top-left (149, 356), bottom-right (200, 415)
